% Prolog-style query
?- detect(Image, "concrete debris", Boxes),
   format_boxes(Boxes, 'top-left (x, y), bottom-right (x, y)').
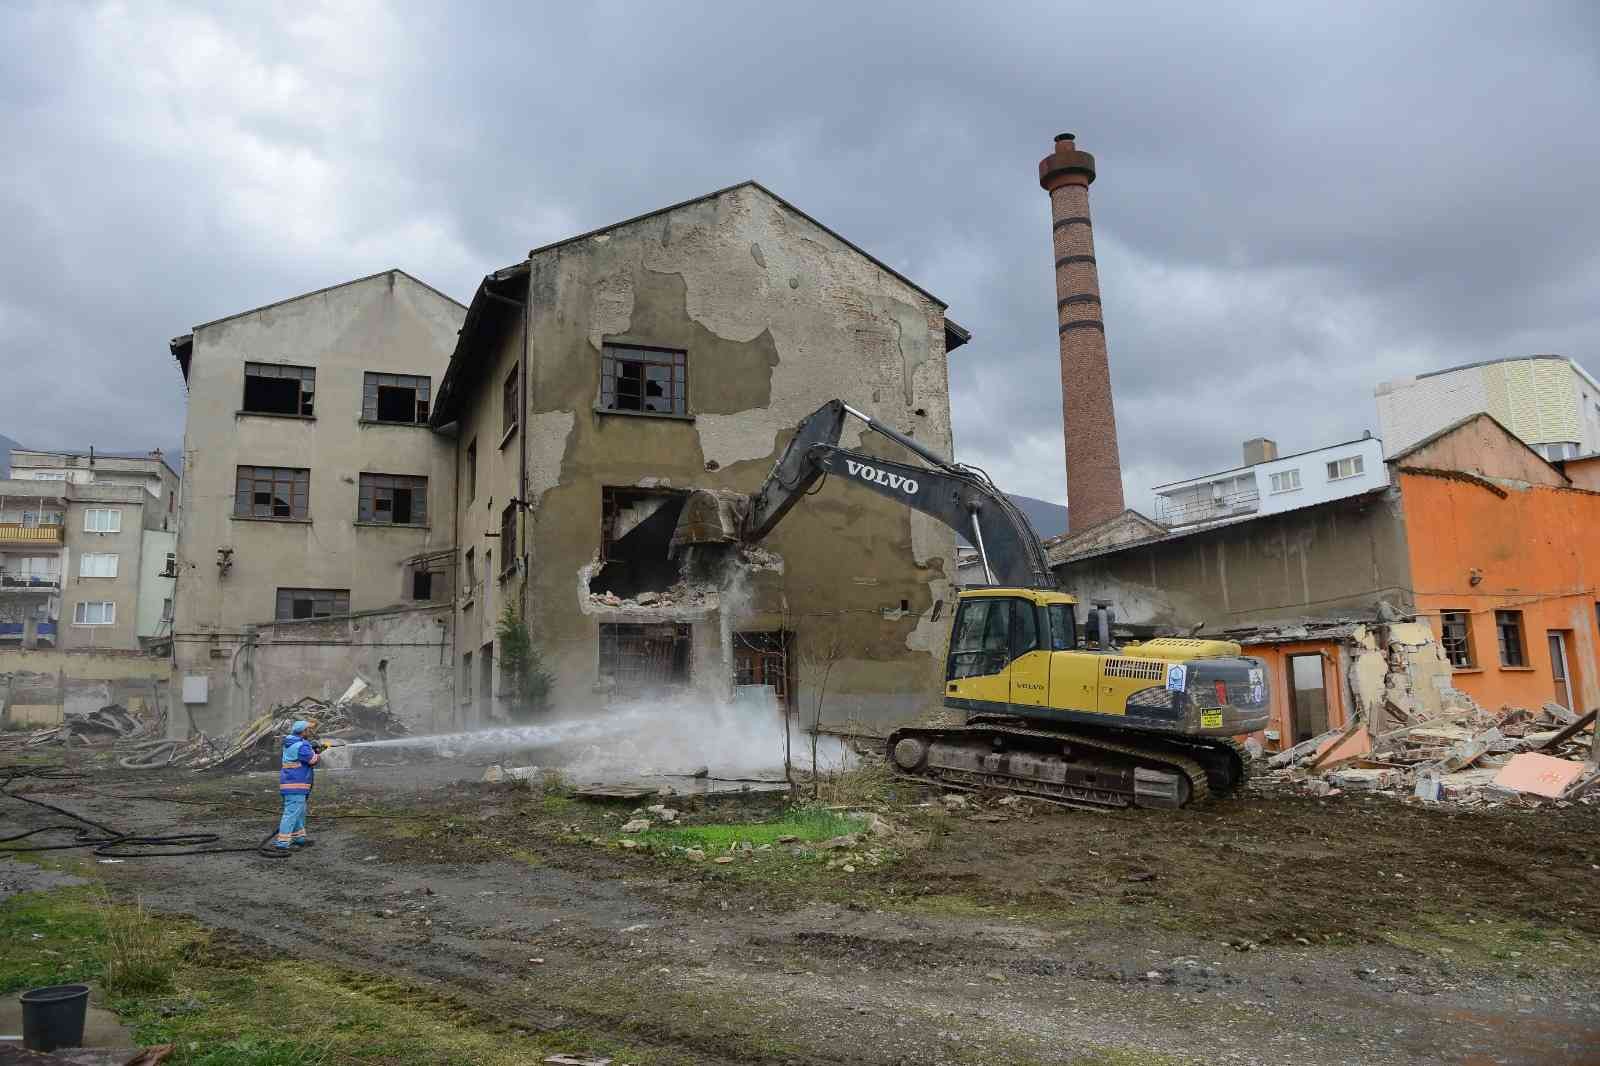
top-left (620, 819), bottom-right (652, 834)
top-left (482, 764), bottom-right (542, 783)
top-left (587, 578), bottom-right (713, 612)
top-left (645, 804), bottom-right (679, 822)
top-left (1268, 702), bottom-right (1596, 810)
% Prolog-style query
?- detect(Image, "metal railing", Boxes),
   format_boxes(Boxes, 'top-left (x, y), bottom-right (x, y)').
top-left (0, 569), bottom-right (61, 590)
top-left (0, 523), bottom-right (64, 545)
top-left (1154, 487), bottom-right (1261, 526)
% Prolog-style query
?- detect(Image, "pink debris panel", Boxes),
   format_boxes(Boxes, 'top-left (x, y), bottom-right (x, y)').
top-left (1492, 752), bottom-right (1587, 798)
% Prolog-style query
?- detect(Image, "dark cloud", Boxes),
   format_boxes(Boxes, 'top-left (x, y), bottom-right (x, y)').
top-left (3, 1), bottom-right (1596, 510)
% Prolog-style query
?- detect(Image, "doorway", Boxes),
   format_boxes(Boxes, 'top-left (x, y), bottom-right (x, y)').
top-left (479, 641), bottom-right (494, 723)
top-left (1287, 653), bottom-right (1329, 744)
top-left (1547, 631), bottom-right (1573, 711)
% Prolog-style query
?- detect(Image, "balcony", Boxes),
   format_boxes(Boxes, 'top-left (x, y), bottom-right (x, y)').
top-left (1155, 487), bottom-right (1261, 527)
top-left (0, 571), bottom-right (61, 593)
top-left (0, 523), bottom-right (64, 547)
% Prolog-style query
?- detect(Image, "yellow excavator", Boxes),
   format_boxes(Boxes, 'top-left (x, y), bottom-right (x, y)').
top-left (738, 400), bottom-right (1268, 809)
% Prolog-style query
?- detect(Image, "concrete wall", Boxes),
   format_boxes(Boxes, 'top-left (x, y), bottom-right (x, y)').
top-left (171, 270), bottom-right (465, 733)
top-left (450, 184), bottom-right (958, 732)
top-left (137, 528), bottom-right (176, 640)
top-left (1054, 488), bottom-right (1415, 630)
top-left (211, 603), bottom-right (453, 735)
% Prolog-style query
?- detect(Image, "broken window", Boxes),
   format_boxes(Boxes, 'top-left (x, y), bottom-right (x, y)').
top-left (465, 438), bottom-right (477, 503)
top-left (412, 568), bottom-right (433, 601)
top-left (1440, 610), bottom-right (1475, 669)
top-left (734, 630), bottom-right (796, 714)
top-left (1287, 654), bottom-right (1329, 744)
top-left (358, 473), bottom-right (428, 525)
top-left (600, 345), bottom-right (687, 416)
top-left (599, 622), bottom-right (691, 694)
top-left (162, 552), bottom-right (177, 576)
top-left (243, 363), bottom-right (315, 416)
top-left (362, 372), bottom-right (431, 424)
top-left (503, 366), bottom-right (520, 437)
top-left (589, 487), bottom-right (688, 599)
top-left (235, 466), bottom-right (309, 520)
top-left (500, 503), bottom-right (517, 575)
top-left (275, 587), bottom-right (349, 621)
top-left (462, 650), bottom-right (474, 704)
top-left (1495, 610), bottom-right (1526, 667)
top-left (1325, 455), bottom-right (1364, 481)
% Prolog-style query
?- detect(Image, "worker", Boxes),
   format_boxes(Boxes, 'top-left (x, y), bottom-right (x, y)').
top-left (272, 719), bottom-right (321, 854)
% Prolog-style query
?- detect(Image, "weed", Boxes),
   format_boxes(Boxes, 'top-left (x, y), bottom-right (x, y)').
top-left (188, 1037), bottom-right (328, 1065)
top-left (638, 808), bottom-right (863, 851)
top-left (95, 892), bottom-right (173, 995)
top-left (811, 757), bottom-right (894, 807)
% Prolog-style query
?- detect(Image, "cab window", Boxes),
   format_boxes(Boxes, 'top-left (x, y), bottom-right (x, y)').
top-left (1048, 604), bottom-right (1077, 650)
top-left (1011, 599), bottom-right (1040, 657)
top-left (948, 598), bottom-right (1012, 679)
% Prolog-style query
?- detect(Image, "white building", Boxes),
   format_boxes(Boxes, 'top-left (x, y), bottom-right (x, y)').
top-left (1376, 354), bottom-right (1600, 462)
top-left (1152, 435), bottom-right (1389, 530)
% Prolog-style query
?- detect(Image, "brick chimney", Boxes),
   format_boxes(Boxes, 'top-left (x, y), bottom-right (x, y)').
top-left (1040, 132), bottom-right (1124, 532)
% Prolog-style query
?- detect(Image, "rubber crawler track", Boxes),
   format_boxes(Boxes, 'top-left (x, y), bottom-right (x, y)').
top-left (886, 722), bottom-right (1213, 810)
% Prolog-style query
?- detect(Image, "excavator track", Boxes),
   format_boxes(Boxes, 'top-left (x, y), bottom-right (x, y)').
top-left (885, 720), bottom-right (1213, 811)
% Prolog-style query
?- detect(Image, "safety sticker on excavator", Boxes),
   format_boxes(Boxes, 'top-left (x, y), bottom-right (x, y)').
top-left (1165, 664), bottom-right (1188, 692)
top-left (1200, 711), bottom-right (1224, 728)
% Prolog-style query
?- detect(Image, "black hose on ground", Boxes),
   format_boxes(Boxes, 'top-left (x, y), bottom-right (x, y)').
top-left (117, 739), bottom-right (181, 771)
top-left (1, 765), bottom-right (283, 859)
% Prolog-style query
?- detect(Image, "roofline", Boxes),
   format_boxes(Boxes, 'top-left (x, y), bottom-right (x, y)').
top-left (1151, 434), bottom-right (1383, 491)
top-left (1056, 486), bottom-right (1395, 567)
top-left (428, 263), bottom-right (531, 429)
top-left (1381, 353), bottom-right (1600, 395)
top-left (527, 180), bottom-right (952, 311)
top-left (184, 269), bottom-right (467, 334)
top-left (10, 447), bottom-right (180, 480)
top-left (1385, 410), bottom-right (1571, 484)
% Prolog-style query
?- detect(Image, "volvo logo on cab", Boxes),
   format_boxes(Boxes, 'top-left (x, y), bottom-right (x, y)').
top-left (844, 459), bottom-right (918, 495)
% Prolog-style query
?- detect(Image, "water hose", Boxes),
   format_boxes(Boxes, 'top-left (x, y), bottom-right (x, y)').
top-left (117, 739), bottom-right (181, 771)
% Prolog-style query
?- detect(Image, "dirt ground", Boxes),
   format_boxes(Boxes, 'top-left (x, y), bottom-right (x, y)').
top-left (5, 757), bottom-right (1600, 1065)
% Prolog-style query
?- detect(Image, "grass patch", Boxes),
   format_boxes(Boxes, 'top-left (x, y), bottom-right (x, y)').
top-left (636, 807), bottom-right (863, 851)
top-left (96, 892), bottom-right (174, 995)
top-left (0, 885), bottom-right (107, 994)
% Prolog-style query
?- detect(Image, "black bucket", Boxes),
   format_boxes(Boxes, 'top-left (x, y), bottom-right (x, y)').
top-left (19, 983), bottom-right (90, 1052)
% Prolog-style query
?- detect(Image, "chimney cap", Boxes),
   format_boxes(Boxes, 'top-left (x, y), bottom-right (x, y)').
top-left (1055, 132), bottom-right (1076, 142)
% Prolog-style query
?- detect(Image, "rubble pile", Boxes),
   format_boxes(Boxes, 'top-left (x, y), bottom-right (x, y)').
top-left (180, 677), bottom-right (407, 772)
top-left (1267, 699), bottom-right (1597, 808)
top-left (22, 702), bottom-right (149, 748)
top-left (587, 580), bottom-right (715, 611)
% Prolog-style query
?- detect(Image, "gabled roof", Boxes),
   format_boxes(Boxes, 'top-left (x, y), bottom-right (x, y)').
top-left (168, 269), bottom-right (466, 384)
top-left (431, 181), bottom-right (970, 427)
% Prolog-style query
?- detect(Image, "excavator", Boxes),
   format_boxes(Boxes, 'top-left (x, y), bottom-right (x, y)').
top-left (737, 399), bottom-right (1268, 809)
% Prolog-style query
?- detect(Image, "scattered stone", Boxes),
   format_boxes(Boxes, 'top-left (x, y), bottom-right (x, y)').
top-left (822, 835), bottom-right (857, 850)
top-left (985, 971), bottom-right (1005, 981)
top-left (685, 848), bottom-right (707, 861)
top-left (620, 819), bottom-right (651, 834)
top-left (776, 834), bottom-right (800, 844)
top-left (635, 591), bottom-right (661, 606)
top-left (940, 794), bottom-right (970, 810)
top-left (714, 855), bottom-right (735, 865)
top-left (622, 924), bottom-right (650, 934)
top-left (1126, 872), bottom-right (1157, 883)
top-left (619, 840), bottom-right (640, 850)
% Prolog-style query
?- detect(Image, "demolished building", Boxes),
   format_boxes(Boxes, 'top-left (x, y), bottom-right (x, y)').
top-left (429, 182), bottom-right (965, 731)
top-left (1052, 413), bottom-right (1600, 750)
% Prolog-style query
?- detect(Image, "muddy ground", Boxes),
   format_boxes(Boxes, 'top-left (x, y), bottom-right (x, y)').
top-left (5, 757), bottom-right (1600, 1065)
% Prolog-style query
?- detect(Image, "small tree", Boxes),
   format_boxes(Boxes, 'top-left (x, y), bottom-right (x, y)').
top-left (797, 620), bottom-right (845, 800)
top-left (497, 604), bottom-right (553, 720)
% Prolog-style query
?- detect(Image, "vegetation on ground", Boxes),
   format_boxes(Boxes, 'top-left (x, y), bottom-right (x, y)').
top-left (635, 807), bottom-right (863, 850)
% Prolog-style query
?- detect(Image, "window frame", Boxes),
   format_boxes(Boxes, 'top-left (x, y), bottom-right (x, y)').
top-left (357, 472), bottom-right (429, 526)
top-left (83, 508), bottom-right (122, 533)
top-left (234, 466), bottom-right (310, 521)
top-left (1439, 610), bottom-right (1475, 669)
top-left (78, 552), bottom-right (119, 578)
top-left (361, 371), bottom-right (432, 425)
top-left (1269, 469), bottom-right (1302, 494)
top-left (502, 366), bottom-right (520, 441)
top-left (599, 344), bottom-right (689, 417)
top-left (274, 587), bottom-right (350, 622)
top-left (1325, 455), bottom-right (1365, 481)
top-left (499, 503), bottom-right (518, 576)
top-left (1495, 609), bottom-right (1527, 668)
top-left (73, 600), bottom-right (116, 625)
top-left (465, 438), bottom-right (477, 503)
top-left (242, 362), bottom-right (316, 417)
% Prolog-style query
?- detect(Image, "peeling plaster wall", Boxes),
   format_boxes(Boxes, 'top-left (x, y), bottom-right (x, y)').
top-left (454, 185), bottom-right (957, 732)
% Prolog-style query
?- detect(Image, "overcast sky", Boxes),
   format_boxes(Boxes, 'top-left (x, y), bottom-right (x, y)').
top-left (3, 1), bottom-right (1597, 513)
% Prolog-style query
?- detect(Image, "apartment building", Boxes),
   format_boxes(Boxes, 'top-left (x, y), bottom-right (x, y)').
top-left (167, 270), bottom-right (465, 733)
top-left (0, 449), bottom-right (178, 650)
top-left (1150, 434), bottom-right (1389, 530)
top-left (428, 182), bottom-right (964, 732)
top-left (1376, 353), bottom-right (1600, 461)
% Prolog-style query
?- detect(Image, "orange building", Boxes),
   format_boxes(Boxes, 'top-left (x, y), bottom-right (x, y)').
top-left (1395, 414), bottom-right (1600, 715)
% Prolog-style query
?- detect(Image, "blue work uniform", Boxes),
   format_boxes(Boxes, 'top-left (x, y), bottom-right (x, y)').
top-left (276, 735), bottom-right (320, 848)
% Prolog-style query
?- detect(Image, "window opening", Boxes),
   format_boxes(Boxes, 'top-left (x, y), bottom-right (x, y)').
top-left (1495, 610), bottom-right (1526, 667)
top-left (275, 587), bottom-right (349, 621)
top-left (500, 503), bottom-right (518, 575)
top-left (362, 372), bottom-right (431, 423)
top-left (600, 345), bottom-right (687, 415)
top-left (588, 487), bottom-right (688, 598)
top-left (503, 366), bottom-right (520, 436)
top-left (359, 473), bottom-right (428, 525)
top-left (462, 650), bottom-right (473, 705)
top-left (412, 569), bottom-right (433, 601)
top-left (243, 363), bottom-right (315, 416)
top-left (599, 622), bottom-right (692, 695)
top-left (1440, 610), bottom-right (1474, 668)
top-left (465, 439), bottom-right (477, 502)
top-left (733, 630), bottom-right (796, 715)
top-left (235, 466), bottom-right (309, 519)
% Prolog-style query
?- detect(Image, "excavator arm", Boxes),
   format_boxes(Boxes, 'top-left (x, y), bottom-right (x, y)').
top-left (743, 400), bottom-right (1056, 590)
